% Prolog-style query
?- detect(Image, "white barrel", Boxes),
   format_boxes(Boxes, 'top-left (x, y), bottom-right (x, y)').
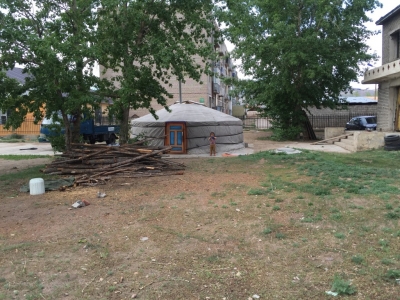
top-left (29, 178), bottom-right (45, 195)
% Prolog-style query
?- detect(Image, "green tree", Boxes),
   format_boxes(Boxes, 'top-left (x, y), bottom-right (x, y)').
top-left (219, 0), bottom-right (381, 139)
top-left (97, 0), bottom-right (219, 144)
top-left (0, 0), bottom-right (101, 150)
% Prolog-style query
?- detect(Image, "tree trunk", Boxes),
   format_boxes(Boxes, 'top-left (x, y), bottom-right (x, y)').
top-left (62, 112), bottom-right (72, 152)
top-left (119, 104), bottom-right (130, 145)
top-left (71, 110), bottom-right (82, 144)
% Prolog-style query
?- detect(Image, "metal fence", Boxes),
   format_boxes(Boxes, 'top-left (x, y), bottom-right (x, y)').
top-left (307, 113), bottom-right (366, 129)
top-left (241, 117), bottom-right (271, 129)
top-left (241, 112), bottom-right (375, 130)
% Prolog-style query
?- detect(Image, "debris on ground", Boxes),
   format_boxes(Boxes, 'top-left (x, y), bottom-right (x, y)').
top-left (274, 147), bottom-right (302, 154)
top-left (41, 143), bottom-right (185, 187)
top-left (71, 200), bottom-right (90, 208)
top-left (325, 291), bottom-right (338, 297)
top-left (97, 191), bottom-right (106, 198)
top-left (20, 177), bottom-right (75, 192)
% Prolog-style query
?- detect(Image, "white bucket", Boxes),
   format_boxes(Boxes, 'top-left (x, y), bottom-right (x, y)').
top-left (29, 178), bottom-right (45, 195)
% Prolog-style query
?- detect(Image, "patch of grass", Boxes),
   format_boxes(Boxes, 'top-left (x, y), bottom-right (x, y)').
top-left (384, 269), bottom-right (400, 281)
top-left (247, 188), bottom-right (267, 196)
top-left (262, 227), bottom-right (272, 235)
top-left (301, 212), bottom-right (322, 223)
top-left (272, 205), bottom-right (280, 211)
top-left (330, 212), bottom-right (343, 221)
top-left (0, 155), bottom-right (51, 160)
top-left (211, 191), bottom-right (227, 198)
top-left (386, 211), bottom-right (400, 219)
top-left (379, 239), bottom-right (389, 248)
top-left (381, 258), bottom-right (394, 265)
top-left (351, 255), bottom-right (364, 265)
top-left (0, 165), bottom-right (52, 184)
top-left (0, 242), bottom-right (33, 252)
top-left (331, 274), bottom-right (357, 295)
top-left (334, 232), bottom-right (346, 239)
top-left (175, 193), bottom-right (186, 200)
top-left (275, 232), bottom-right (286, 240)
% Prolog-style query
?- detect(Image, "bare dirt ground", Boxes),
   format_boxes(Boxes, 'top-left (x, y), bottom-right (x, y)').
top-left (1, 133), bottom-right (397, 299)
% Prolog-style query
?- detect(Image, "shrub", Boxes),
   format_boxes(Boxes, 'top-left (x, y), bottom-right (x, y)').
top-left (331, 274), bottom-right (357, 295)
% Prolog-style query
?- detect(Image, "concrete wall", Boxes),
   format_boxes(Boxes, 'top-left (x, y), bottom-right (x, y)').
top-left (307, 105), bottom-right (377, 116)
top-left (381, 14), bottom-right (400, 64)
top-left (324, 127), bottom-right (345, 139)
top-left (354, 131), bottom-right (386, 151)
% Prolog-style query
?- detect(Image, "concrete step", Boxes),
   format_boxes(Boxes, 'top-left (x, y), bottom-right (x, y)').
top-left (339, 138), bottom-right (355, 146)
top-left (346, 135), bottom-right (354, 140)
top-left (334, 141), bottom-right (355, 152)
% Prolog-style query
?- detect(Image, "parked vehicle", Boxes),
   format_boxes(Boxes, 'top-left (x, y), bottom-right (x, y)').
top-left (345, 116), bottom-right (377, 131)
top-left (40, 114), bottom-right (120, 144)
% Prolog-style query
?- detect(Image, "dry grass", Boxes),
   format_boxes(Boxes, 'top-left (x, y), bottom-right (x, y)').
top-left (0, 151), bottom-right (400, 299)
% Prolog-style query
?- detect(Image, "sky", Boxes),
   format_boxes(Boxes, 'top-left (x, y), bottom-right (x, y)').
top-left (226, 0), bottom-right (398, 90)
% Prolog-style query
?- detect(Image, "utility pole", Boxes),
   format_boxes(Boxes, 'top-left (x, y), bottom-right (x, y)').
top-left (179, 80), bottom-right (182, 104)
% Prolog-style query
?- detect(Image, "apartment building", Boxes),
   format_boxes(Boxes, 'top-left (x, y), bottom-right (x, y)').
top-left (363, 4), bottom-right (400, 131)
top-left (100, 41), bottom-right (237, 118)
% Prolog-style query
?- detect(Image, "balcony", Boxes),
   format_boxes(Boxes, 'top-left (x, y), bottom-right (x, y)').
top-left (213, 83), bottom-right (220, 94)
top-left (363, 59), bottom-right (400, 84)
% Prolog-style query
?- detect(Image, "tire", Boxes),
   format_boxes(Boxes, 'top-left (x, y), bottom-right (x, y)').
top-left (385, 139), bottom-right (400, 146)
top-left (384, 144), bottom-right (400, 151)
top-left (384, 135), bottom-right (400, 142)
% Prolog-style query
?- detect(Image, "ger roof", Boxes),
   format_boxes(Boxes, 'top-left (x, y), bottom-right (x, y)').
top-left (6, 67), bottom-right (30, 83)
top-left (131, 103), bottom-right (242, 126)
top-left (376, 4), bottom-right (400, 25)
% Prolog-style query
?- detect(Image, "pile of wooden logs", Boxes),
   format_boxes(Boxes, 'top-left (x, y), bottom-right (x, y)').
top-left (42, 142), bottom-right (185, 186)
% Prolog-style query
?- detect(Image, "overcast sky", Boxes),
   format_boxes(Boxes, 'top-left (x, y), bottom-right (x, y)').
top-left (227, 0), bottom-right (398, 90)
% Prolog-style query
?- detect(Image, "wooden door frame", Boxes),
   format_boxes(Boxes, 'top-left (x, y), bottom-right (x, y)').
top-left (164, 122), bottom-right (187, 154)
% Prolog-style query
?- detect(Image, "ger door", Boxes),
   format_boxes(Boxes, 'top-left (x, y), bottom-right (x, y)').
top-left (165, 122), bottom-right (186, 154)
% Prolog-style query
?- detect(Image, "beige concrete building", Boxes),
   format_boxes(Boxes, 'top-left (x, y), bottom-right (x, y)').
top-left (363, 5), bottom-right (400, 131)
top-left (100, 41), bottom-right (237, 117)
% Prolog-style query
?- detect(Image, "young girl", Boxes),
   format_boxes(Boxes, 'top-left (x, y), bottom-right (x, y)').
top-left (208, 132), bottom-right (217, 156)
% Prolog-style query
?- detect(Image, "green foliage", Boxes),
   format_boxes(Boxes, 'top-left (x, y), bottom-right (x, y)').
top-left (331, 274), bottom-right (357, 295)
top-left (0, 0), bottom-right (102, 150)
top-left (46, 124), bottom-right (66, 153)
top-left (262, 227), bottom-right (272, 235)
top-left (351, 255), bottom-right (364, 265)
top-left (384, 269), bottom-right (400, 281)
top-left (97, 0), bottom-right (218, 143)
top-left (219, 0), bottom-right (381, 134)
top-left (247, 188), bottom-right (267, 195)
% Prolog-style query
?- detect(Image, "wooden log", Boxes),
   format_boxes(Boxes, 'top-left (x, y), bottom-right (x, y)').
top-left (51, 148), bottom-right (111, 165)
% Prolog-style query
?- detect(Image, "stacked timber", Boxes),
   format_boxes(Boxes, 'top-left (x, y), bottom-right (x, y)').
top-left (42, 142), bottom-right (184, 186)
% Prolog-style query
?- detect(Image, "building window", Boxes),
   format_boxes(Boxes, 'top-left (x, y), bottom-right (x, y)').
top-left (0, 110), bottom-right (7, 125)
top-left (397, 31), bottom-right (400, 59)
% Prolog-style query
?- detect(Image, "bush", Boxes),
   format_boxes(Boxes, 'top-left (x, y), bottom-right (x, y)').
top-left (270, 126), bottom-right (302, 141)
top-left (47, 124), bottom-right (66, 153)
top-left (331, 274), bottom-right (357, 295)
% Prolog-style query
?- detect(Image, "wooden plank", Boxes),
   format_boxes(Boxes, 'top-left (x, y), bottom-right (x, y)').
top-left (311, 133), bottom-right (354, 145)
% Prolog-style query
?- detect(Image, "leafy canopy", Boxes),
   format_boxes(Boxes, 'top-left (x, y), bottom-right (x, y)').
top-left (219, 0), bottom-right (381, 139)
top-left (97, 0), bottom-right (219, 143)
top-left (0, 0), bottom-right (102, 149)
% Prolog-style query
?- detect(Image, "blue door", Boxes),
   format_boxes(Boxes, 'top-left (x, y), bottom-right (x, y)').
top-left (166, 122), bottom-right (186, 154)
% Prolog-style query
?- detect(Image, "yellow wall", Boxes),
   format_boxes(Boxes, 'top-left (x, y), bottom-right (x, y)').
top-left (0, 112), bottom-right (41, 137)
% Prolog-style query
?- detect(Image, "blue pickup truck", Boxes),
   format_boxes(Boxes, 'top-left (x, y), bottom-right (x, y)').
top-left (40, 115), bottom-right (120, 144)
